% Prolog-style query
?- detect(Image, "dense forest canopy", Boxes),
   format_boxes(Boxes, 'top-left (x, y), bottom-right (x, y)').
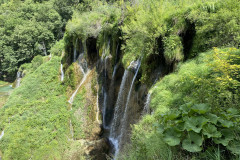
top-left (0, 0), bottom-right (239, 159)
top-left (0, 0), bottom-right (78, 81)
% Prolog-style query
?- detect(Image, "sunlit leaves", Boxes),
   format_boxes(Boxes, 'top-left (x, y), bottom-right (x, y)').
top-left (191, 103), bottom-right (210, 114)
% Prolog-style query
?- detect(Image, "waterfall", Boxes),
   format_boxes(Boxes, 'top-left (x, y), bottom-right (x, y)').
top-left (0, 130), bottom-right (4, 140)
top-left (119, 60), bottom-right (141, 147)
top-left (73, 38), bottom-right (78, 62)
top-left (69, 48), bottom-right (89, 104)
top-left (109, 69), bottom-right (130, 157)
top-left (16, 71), bottom-right (22, 88)
top-left (109, 60), bottom-right (141, 158)
top-left (78, 50), bottom-right (88, 74)
top-left (112, 43), bottom-right (119, 79)
top-left (143, 93), bottom-right (151, 114)
top-left (112, 64), bottom-right (118, 79)
top-left (102, 87), bottom-right (109, 129)
top-left (60, 64), bottom-right (64, 81)
top-left (68, 71), bottom-right (89, 104)
top-left (41, 41), bottom-right (47, 56)
top-left (49, 53), bottom-right (52, 60)
top-left (101, 39), bottom-right (111, 129)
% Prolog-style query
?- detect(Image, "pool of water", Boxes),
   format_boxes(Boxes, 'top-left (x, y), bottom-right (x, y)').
top-left (0, 84), bottom-right (13, 96)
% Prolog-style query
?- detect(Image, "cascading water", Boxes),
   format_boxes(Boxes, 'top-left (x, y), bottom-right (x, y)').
top-left (73, 38), bottom-right (78, 62)
top-left (109, 69), bottom-right (130, 157)
top-left (16, 71), bottom-right (22, 88)
top-left (143, 93), bottom-right (151, 114)
top-left (112, 43), bottom-right (119, 79)
top-left (60, 64), bottom-right (64, 81)
top-left (101, 39), bottom-right (111, 129)
top-left (69, 46), bottom-right (89, 104)
top-left (0, 130), bottom-right (4, 140)
top-left (109, 59), bottom-right (141, 158)
top-left (68, 69), bottom-right (89, 105)
top-left (68, 42), bottom-right (89, 140)
top-left (102, 87), bottom-right (109, 129)
top-left (119, 60), bottom-right (141, 147)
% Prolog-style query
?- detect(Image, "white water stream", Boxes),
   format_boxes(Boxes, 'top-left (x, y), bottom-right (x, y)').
top-left (0, 130), bottom-right (4, 140)
top-left (16, 71), bottom-right (21, 88)
top-left (109, 59), bottom-right (141, 158)
top-left (143, 93), bottom-right (151, 114)
top-left (109, 69), bottom-right (130, 157)
top-left (60, 64), bottom-right (64, 81)
top-left (73, 39), bottom-right (78, 62)
top-left (68, 71), bottom-right (89, 105)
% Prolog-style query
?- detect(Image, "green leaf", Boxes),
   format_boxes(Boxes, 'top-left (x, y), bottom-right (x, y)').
top-left (213, 129), bottom-right (234, 146)
top-left (156, 124), bottom-right (164, 134)
top-left (191, 103), bottom-right (210, 114)
top-left (227, 108), bottom-right (239, 115)
top-left (164, 110), bottom-right (180, 121)
top-left (205, 113), bottom-right (218, 125)
top-left (202, 124), bottom-right (222, 138)
top-left (179, 102), bottom-right (193, 115)
top-left (163, 128), bottom-right (181, 146)
top-left (227, 140), bottom-right (240, 155)
top-left (175, 122), bottom-right (185, 132)
top-left (184, 116), bottom-right (208, 133)
top-left (218, 119), bottom-right (234, 128)
top-left (182, 131), bottom-right (203, 152)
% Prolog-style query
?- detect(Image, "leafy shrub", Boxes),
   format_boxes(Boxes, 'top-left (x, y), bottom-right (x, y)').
top-left (155, 103), bottom-right (240, 155)
top-left (124, 48), bottom-right (240, 159)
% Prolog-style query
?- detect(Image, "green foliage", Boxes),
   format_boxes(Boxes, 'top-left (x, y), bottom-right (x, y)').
top-left (125, 48), bottom-right (240, 159)
top-left (156, 102), bottom-right (239, 153)
top-left (120, 115), bottom-right (174, 160)
top-left (66, 1), bottom-right (120, 39)
top-left (50, 39), bottom-right (65, 56)
top-left (0, 0), bottom-right (77, 81)
top-left (71, 88), bottom-right (87, 139)
top-left (121, 0), bottom-right (240, 80)
top-left (19, 55), bottom-right (44, 76)
top-left (163, 35), bottom-right (183, 64)
top-left (64, 0), bottom-right (121, 61)
top-left (0, 57), bottom-right (70, 159)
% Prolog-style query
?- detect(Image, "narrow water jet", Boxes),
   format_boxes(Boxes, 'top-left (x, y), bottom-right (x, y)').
top-left (101, 39), bottom-right (110, 129)
top-left (0, 130), bottom-right (4, 140)
top-left (68, 71), bottom-right (89, 104)
top-left (143, 93), bottom-right (151, 114)
top-left (102, 87), bottom-right (109, 129)
top-left (112, 64), bottom-right (118, 79)
top-left (60, 64), bottom-right (64, 81)
top-left (16, 71), bottom-right (22, 88)
top-left (73, 38), bottom-right (78, 62)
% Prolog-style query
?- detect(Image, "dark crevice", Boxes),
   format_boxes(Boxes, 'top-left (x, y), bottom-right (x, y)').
top-left (180, 21), bottom-right (196, 61)
top-left (86, 37), bottom-right (98, 66)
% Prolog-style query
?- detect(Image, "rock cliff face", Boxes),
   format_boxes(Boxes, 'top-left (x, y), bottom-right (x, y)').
top-left (62, 36), bottom-right (169, 159)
